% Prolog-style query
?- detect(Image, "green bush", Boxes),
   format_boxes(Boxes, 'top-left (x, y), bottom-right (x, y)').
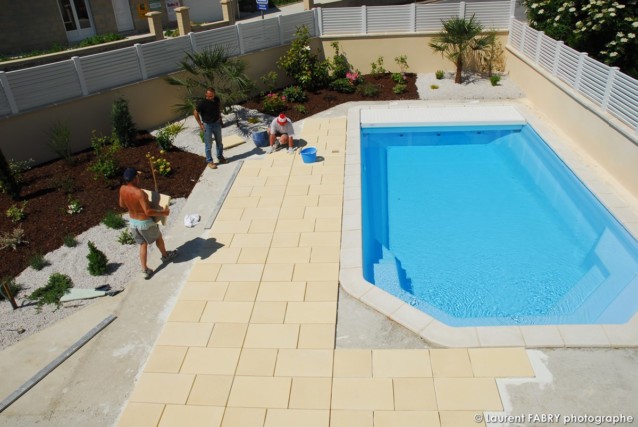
top-left (277, 25), bottom-right (330, 90)
top-left (261, 92), bottom-right (287, 115)
top-left (260, 71), bottom-right (278, 95)
top-left (490, 75), bottom-right (501, 86)
top-left (0, 277), bottom-right (21, 302)
top-left (0, 150), bottom-right (21, 200)
top-left (282, 86), bottom-right (307, 103)
top-left (394, 54), bottom-right (410, 74)
top-left (78, 33), bottom-right (123, 47)
top-left (66, 196), bottom-right (83, 215)
top-left (330, 41), bottom-right (351, 79)
top-left (28, 273), bottom-right (73, 309)
top-left (88, 132), bottom-right (120, 181)
top-left (111, 97), bottom-right (137, 147)
top-left (87, 241), bottom-right (109, 276)
top-left (392, 83), bottom-right (407, 94)
top-left (63, 234), bottom-right (77, 247)
top-left (293, 104), bottom-right (307, 114)
top-left (102, 211), bottom-right (126, 229)
top-left (329, 78), bottom-right (356, 94)
top-left (155, 122), bottom-right (185, 151)
top-left (6, 202), bottom-right (27, 223)
top-left (356, 82), bottom-right (380, 98)
top-left (29, 253), bottom-right (48, 270)
top-left (435, 70), bottom-right (445, 80)
top-left (430, 84), bottom-right (440, 90)
top-left (391, 72), bottom-right (405, 84)
top-left (370, 56), bottom-right (387, 78)
top-left (118, 229), bottom-right (136, 245)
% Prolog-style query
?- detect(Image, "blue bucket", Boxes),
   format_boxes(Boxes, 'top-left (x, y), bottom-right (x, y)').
top-left (300, 147), bottom-right (317, 163)
top-left (252, 130), bottom-right (269, 147)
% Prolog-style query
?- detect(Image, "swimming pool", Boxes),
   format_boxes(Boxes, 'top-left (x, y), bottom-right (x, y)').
top-left (361, 119), bottom-right (638, 327)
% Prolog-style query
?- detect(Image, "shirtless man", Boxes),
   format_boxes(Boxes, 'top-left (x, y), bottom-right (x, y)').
top-left (119, 167), bottom-right (177, 279)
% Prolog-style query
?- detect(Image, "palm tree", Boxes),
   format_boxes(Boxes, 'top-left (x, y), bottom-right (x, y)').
top-left (429, 15), bottom-right (493, 84)
top-left (167, 45), bottom-right (254, 121)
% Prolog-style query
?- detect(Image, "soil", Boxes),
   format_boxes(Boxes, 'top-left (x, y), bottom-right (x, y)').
top-left (0, 73), bottom-right (418, 283)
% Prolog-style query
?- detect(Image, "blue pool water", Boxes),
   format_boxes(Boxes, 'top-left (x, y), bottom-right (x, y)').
top-left (361, 124), bottom-right (638, 326)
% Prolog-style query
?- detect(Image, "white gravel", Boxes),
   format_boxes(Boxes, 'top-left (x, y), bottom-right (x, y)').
top-left (0, 74), bottom-right (524, 350)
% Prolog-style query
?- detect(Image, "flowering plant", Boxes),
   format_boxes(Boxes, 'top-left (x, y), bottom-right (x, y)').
top-left (146, 151), bottom-right (172, 177)
top-left (67, 197), bottom-right (83, 215)
top-left (261, 92), bottom-right (287, 115)
top-left (346, 71), bottom-right (362, 84)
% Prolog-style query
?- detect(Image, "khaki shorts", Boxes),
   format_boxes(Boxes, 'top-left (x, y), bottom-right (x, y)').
top-left (130, 219), bottom-right (161, 244)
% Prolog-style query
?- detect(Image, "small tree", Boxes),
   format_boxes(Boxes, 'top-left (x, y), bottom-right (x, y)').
top-left (429, 15), bottom-right (493, 83)
top-left (277, 25), bottom-right (330, 91)
top-left (87, 241), bottom-right (108, 276)
top-left (111, 97), bottom-right (137, 147)
top-left (0, 148), bottom-right (20, 200)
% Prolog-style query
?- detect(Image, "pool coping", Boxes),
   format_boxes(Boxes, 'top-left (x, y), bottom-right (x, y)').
top-left (339, 100), bottom-right (638, 348)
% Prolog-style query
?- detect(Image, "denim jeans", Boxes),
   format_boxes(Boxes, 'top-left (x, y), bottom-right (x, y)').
top-left (203, 120), bottom-right (223, 163)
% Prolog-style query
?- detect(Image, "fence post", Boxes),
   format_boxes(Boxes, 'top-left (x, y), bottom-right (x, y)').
top-left (71, 56), bottom-right (89, 96)
top-left (534, 31), bottom-right (543, 64)
top-left (134, 43), bottom-right (148, 80)
top-left (145, 11), bottom-right (164, 41)
top-left (552, 40), bottom-right (563, 76)
top-left (0, 71), bottom-right (18, 115)
top-left (189, 32), bottom-right (198, 53)
top-left (459, 1), bottom-right (466, 19)
top-left (574, 52), bottom-right (588, 90)
top-left (278, 15), bottom-right (284, 45)
top-left (174, 6), bottom-right (191, 36)
top-left (316, 8), bottom-right (323, 36)
top-left (601, 66), bottom-right (619, 111)
top-left (237, 23), bottom-right (246, 55)
top-left (411, 2), bottom-right (416, 33)
top-left (362, 5), bottom-right (367, 35)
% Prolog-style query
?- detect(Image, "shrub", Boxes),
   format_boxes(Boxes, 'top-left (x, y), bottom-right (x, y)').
top-left (29, 253), bottom-right (48, 270)
top-left (329, 78), bottom-right (356, 94)
top-left (394, 54), bottom-right (410, 73)
top-left (28, 273), bottom-right (73, 309)
top-left (6, 202), bottom-right (27, 223)
top-left (46, 120), bottom-right (73, 164)
top-left (346, 71), bottom-right (363, 85)
top-left (155, 122), bottom-right (185, 151)
top-left (164, 28), bottom-right (179, 38)
top-left (66, 196), bottom-right (83, 215)
top-left (63, 234), bottom-right (77, 247)
top-left (356, 82), bottom-right (380, 98)
top-left (392, 83), bottom-right (407, 94)
top-left (111, 97), bottom-right (137, 147)
top-left (0, 150), bottom-right (21, 200)
top-left (490, 75), bottom-right (501, 86)
top-left (293, 104), bottom-right (307, 114)
top-left (391, 72), bottom-right (405, 84)
top-left (370, 56), bottom-right (387, 78)
top-left (260, 71), bottom-right (278, 94)
top-left (282, 86), bottom-right (307, 103)
top-left (430, 84), bottom-right (440, 89)
top-left (261, 92), bottom-right (287, 115)
top-left (0, 227), bottom-right (28, 251)
top-left (330, 41), bottom-right (351, 79)
top-left (87, 241), bottom-right (108, 276)
top-left (435, 70), bottom-right (445, 80)
top-left (146, 151), bottom-right (172, 177)
top-left (0, 277), bottom-right (21, 302)
top-left (277, 25), bottom-right (330, 90)
top-left (78, 33), bottom-right (123, 47)
top-left (54, 177), bottom-right (78, 195)
top-left (118, 229), bottom-right (136, 245)
top-left (88, 132), bottom-right (120, 181)
top-left (102, 210), bottom-right (126, 229)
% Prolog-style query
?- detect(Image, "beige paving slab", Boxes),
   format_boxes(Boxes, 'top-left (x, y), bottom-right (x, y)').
top-left (292, 263), bottom-right (340, 282)
top-left (262, 263), bottom-right (294, 281)
top-left (129, 372), bottom-right (195, 404)
top-left (439, 411), bottom-right (486, 427)
top-left (275, 218), bottom-right (316, 232)
top-left (267, 247), bottom-right (312, 264)
top-left (217, 263), bottom-right (264, 281)
top-left (372, 349), bottom-right (432, 378)
top-left (264, 409), bottom-right (330, 427)
top-left (468, 348), bottom-right (535, 377)
top-left (204, 247), bottom-right (241, 264)
top-left (393, 378), bottom-right (437, 410)
top-left (244, 323), bottom-right (300, 348)
top-left (305, 281), bottom-right (339, 301)
top-left (144, 346), bottom-right (188, 373)
top-left (281, 194), bottom-right (319, 207)
top-left (285, 184), bottom-right (311, 195)
top-left (274, 349), bottom-right (334, 377)
top-left (230, 233), bottom-right (273, 248)
top-left (223, 196), bottom-right (260, 209)
top-left (156, 322), bottom-right (213, 347)
top-left (118, 402), bottom-right (164, 427)
top-left (271, 232), bottom-right (300, 247)
top-left (333, 349), bottom-right (372, 378)
top-left (373, 410), bottom-right (440, 427)
top-left (249, 186), bottom-right (286, 197)
top-left (285, 302), bottom-right (337, 323)
top-left (331, 378), bottom-right (394, 410)
top-left (314, 217), bottom-right (343, 232)
top-left (180, 347), bottom-right (241, 375)
top-left (165, 298), bottom-right (206, 322)
top-left (158, 404), bottom-right (224, 427)
top-left (200, 301), bottom-right (254, 323)
top-left (187, 263), bottom-right (221, 282)
top-left (227, 376), bottom-right (292, 408)
top-left (299, 231), bottom-right (341, 247)
top-left (289, 377), bottom-right (333, 409)
top-left (520, 325), bottom-right (565, 347)
top-left (238, 247), bottom-right (269, 263)
top-left (236, 348), bottom-right (279, 376)
top-left (298, 323), bottom-right (336, 349)
top-left (310, 247), bottom-right (341, 263)
top-left (434, 378), bottom-right (503, 411)
top-left (178, 282), bottom-right (228, 301)
top-left (257, 281), bottom-right (306, 301)
top-left (208, 323), bottom-right (248, 348)
top-left (305, 206), bottom-right (342, 219)
top-left (187, 375), bottom-right (234, 406)
top-left (330, 410), bottom-right (373, 427)
top-left (210, 219), bottom-right (252, 233)
top-left (250, 301), bottom-right (287, 323)
top-left (430, 349), bottom-right (474, 378)
top-left (221, 408), bottom-right (267, 427)
top-left (249, 218), bottom-right (278, 233)
top-left (224, 281), bottom-right (259, 301)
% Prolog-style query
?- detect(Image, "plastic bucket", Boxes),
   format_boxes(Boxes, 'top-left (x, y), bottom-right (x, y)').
top-left (252, 130), bottom-right (269, 147)
top-left (300, 147), bottom-right (317, 163)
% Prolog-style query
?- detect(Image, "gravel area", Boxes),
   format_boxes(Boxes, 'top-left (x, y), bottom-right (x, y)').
top-left (0, 74), bottom-right (524, 350)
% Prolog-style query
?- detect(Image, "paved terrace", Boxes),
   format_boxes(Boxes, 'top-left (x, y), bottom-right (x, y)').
top-left (117, 116), bottom-right (536, 427)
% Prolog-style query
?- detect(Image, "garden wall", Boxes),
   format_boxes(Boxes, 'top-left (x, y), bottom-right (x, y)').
top-left (507, 47), bottom-right (638, 198)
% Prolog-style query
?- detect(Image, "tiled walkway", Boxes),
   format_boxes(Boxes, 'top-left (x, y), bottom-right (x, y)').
top-left (118, 117), bottom-right (536, 427)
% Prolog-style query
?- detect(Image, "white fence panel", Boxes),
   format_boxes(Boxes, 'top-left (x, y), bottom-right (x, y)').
top-left (509, 19), bottom-right (524, 49)
top-left (579, 56), bottom-right (609, 106)
top-left (537, 36), bottom-right (558, 73)
top-left (193, 26), bottom-right (241, 56)
top-left (239, 19), bottom-right (281, 53)
top-left (280, 11), bottom-right (316, 42)
top-left (521, 26), bottom-right (540, 60)
top-left (415, 4), bottom-right (459, 32)
top-left (366, 5), bottom-right (412, 34)
top-left (466, 1), bottom-right (510, 29)
top-left (320, 7), bottom-right (363, 35)
top-left (554, 44), bottom-right (580, 87)
top-left (607, 73), bottom-right (638, 130)
top-left (8, 61), bottom-right (82, 111)
top-left (140, 36), bottom-right (192, 78)
top-left (81, 47), bottom-right (143, 93)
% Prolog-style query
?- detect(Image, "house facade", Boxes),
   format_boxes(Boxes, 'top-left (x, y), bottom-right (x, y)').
top-left (1, 0), bottom-right (222, 55)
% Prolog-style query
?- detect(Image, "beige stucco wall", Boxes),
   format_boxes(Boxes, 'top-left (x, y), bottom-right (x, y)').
top-left (506, 47), bottom-right (638, 198)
